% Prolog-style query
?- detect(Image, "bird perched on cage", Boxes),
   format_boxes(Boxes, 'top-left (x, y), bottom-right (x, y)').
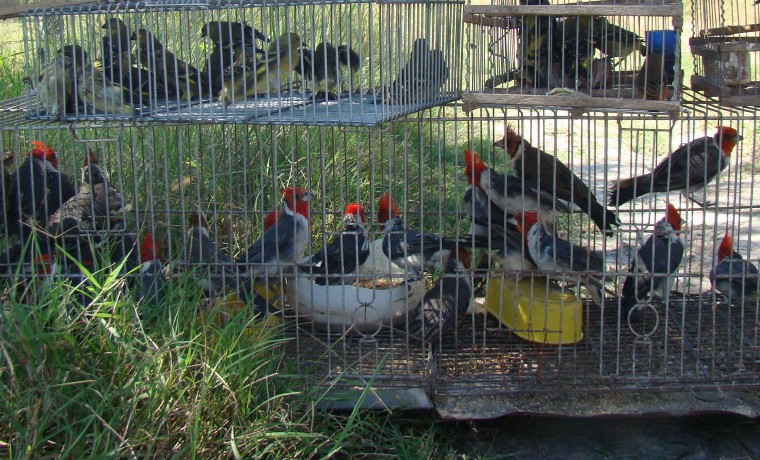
top-left (297, 42), bottom-right (361, 100)
top-left (383, 37), bottom-right (448, 105)
top-left (408, 257), bottom-right (472, 345)
top-left (609, 126), bottom-right (742, 208)
top-left (101, 18), bottom-right (156, 105)
top-left (709, 233), bottom-right (759, 306)
top-left (620, 203), bottom-right (684, 323)
top-left (300, 203), bottom-right (370, 285)
top-left (185, 211), bottom-right (241, 295)
top-left (36, 45), bottom-right (87, 116)
top-left (495, 125), bottom-right (620, 236)
top-left (515, 0), bottom-right (567, 90)
top-left (236, 187), bottom-right (313, 279)
top-left (376, 192), bottom-right (470, 274)
top-left (580, 16), bottom-right (646, 68)
top-left (136, 231), bottom-right (167, 310)
top-left (200, 20), bottom-right (269, 96)
top-left (635, 52), bottom-right (675, 101)
top-left (515, 211), bottom-right (607, 306)
top-left (131, 28), bottom-right (206, 101)
top-left (76, 58), bottom-right (133, 115)
top-left (463, 149), bottom-right (568, 219)
top-left (219, 32), bottom-right (306, 105)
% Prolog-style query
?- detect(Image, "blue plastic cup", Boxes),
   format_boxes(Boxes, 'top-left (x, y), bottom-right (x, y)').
top-left (646, 30), bottom-right (677, 57)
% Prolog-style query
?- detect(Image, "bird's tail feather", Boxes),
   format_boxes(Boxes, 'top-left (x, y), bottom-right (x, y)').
top-left (337, 45), bottom-right (361, 69)
top-left (608, 174), bottom-right (651, 207)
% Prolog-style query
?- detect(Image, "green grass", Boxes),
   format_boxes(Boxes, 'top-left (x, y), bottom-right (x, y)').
top-left (0, 263), bottom-right (457, 458)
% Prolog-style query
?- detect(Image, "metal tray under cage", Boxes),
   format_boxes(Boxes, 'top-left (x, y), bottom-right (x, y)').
top-left (20, 0), bottom-right (463, 125)
top-left (463, 2), bottom-right (684, 115)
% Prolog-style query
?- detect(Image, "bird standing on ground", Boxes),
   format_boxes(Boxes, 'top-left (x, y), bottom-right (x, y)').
top-left (515, 211), bottom-right (607, 305)
top-left (709, 233), bottom-right (759, 306)
top-left (620, 203), bottom-right (684, 322)
top-left (495, 125), bottom-right (619, 236)
top-left (609, 126), bottom-right (741, 208)
top-left (301, 202), bottom-right (370, 285)
top-left (220, 32), bottom-right (305, 105)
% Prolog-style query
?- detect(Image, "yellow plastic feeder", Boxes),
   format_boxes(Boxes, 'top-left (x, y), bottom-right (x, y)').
top-left (485, 276), bottom-right (583, 345)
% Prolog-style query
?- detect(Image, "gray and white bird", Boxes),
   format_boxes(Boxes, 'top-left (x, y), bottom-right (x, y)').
top-left (235, 187), bottom-right (313, 277)
top-left (37, 45), bottom-right (86, 116)
top-left (376, 192), bottom-right (469, 274)
top-left (495, 125), bottom-right (619, 236)
top-left (709, 233), bottom-right (759, 306)
top-left (609, 127), bottom-right (742, 208)
top-left (384, 37), bottom-right (449, 104)
top-left (463, 149), bottom-right (567, 218)
top-left (301, 202), bottom-right (370, 285)
top-left (515, 211), bottom-right (607, 305)
top-left (462, 183), bottom-right (535, 272)
top-left (137, 231), bottom-right (167, 309)
top-left (620, 203), bottom-right (685, 322)
top-left (185, 211), bottom-right (239, 294)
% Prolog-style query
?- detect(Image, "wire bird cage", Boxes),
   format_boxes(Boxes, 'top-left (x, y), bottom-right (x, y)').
top-left (690, 0), bottom-right (760, 106)
top-left (19, 0), bottom-right (463, 125)
top-left (2, 0), bottom-right (760, 419)
top-left (463, 0), bottom-right (683, 116)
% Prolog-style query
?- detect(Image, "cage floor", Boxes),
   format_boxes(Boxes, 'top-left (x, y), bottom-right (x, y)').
top-left (281, 294), bottom-right (760, 394)
top-left (22, 91), bottom-right (459, 126)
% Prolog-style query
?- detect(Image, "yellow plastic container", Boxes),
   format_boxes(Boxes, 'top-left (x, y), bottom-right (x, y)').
top-left (485, 276), bottom-right (583, 345)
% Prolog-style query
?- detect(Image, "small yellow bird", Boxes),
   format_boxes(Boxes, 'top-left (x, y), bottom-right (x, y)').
top-left (76, 65), bottom-right (133, 115)
top-left (219, 32), bottom-right (305, 106)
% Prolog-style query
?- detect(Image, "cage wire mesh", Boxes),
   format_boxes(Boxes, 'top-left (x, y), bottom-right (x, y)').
top-left (20, 0), bottom-right (463, 125)
top-left (463, 1), bottom-right (683, 114)
top-left (690, 0), bottom-right (760, 107)
top-left (2, 0), bottom-right (760, 418)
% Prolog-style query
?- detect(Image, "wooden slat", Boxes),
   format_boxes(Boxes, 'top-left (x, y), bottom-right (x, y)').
top-left (0, 0), bottom-right (98, 19)
top-left (689, 45), bottom-right (722, 61)
top-left (705, 24), bottom-right (760, 37)
top-left (463, 4), bottom-right (683, 18)
top-left (717, 95), bottom-right (760, 108)
top-left (461, 92), bottom-right (680, 113)
top-left (690, 37), bottom-right (760, 47)
top-left (690, 75), bottom-right (731, 98)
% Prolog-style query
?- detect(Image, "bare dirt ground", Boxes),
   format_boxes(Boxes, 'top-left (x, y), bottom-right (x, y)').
top-left (446, 413), bottom-right (760, 459)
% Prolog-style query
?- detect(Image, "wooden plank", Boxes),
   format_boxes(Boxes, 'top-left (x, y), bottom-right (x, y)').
top-left (705, 23), bottom-right (760, 37)
top-left (690, 75), bottom-right (731, 98)
top-left (461, 92), bottom-right (680, 113)
top-left (0, 0), bottom-right (98, 19)
top-left (464, 13), bottom-right (513, 28)
top-left (717, 95), bottom-right (760, 108)
top-left (690, 37), bottom-right (760, 47)
top-left (690, 45), bottom-right (722, 61)
top-left (463, 4), bottom-right (683, 18)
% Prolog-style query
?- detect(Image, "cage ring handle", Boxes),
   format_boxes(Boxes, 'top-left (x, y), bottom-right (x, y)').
top-left (627, 302), bottom-right (660, 338)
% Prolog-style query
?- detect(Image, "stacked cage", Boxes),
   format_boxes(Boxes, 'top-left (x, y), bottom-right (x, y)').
top-left (1, 0), bottom-right (760, 420)
top-left (464, 0), bottom-right (683, 115)
top-left (690, 0), bottom-right (760, 106)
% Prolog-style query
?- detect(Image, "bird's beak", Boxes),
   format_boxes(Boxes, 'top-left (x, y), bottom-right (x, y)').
top-left (459, 173), bottom-right (469, 182)
top-left (738, 133), bottom-right (744, 141)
